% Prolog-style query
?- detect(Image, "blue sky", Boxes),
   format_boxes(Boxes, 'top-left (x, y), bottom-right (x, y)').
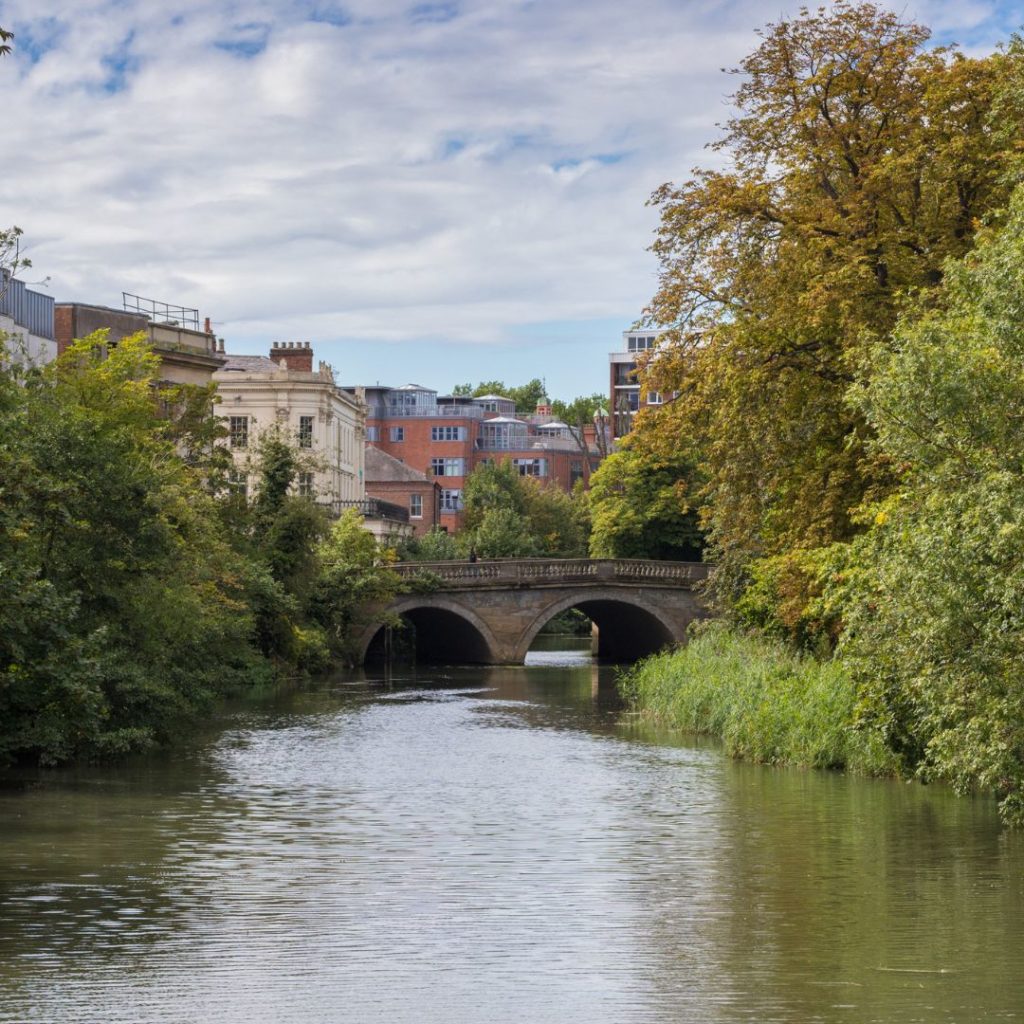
top-left (0, 0), bottom-right (1019, 400)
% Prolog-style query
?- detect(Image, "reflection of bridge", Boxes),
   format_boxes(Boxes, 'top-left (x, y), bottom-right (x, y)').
top-left (359, 559), bottom-right (711, 665)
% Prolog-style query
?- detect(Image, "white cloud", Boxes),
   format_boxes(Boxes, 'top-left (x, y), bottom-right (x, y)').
top-left (0, 0), bottom-right (1015, 393)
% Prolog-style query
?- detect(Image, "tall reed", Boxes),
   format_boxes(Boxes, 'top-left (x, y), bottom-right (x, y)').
top-left (620, 622), bottom-right (896, 775)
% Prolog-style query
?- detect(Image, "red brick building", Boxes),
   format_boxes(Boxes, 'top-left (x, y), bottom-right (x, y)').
top-left (343, 384), bottom-right (604, 533)
top-left (364, 446), bottom-right (442, 537)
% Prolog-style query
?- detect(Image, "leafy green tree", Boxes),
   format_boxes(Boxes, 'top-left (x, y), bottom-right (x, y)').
top-left (308, 509), bottom-right (403, 664)
top-left (451, 379), bottom-right (548, 414)
top-left (461, 460), bottom-right (590, 558)
top-left (838, 187), bottom-right (1024, 825)
top-left (398, 526), bottom-right (462, 562)
top-left (0, 331), bottom-right (266, 765)
top-left (640, 2), bottom-right (1023, 595)
top-left (462, 460), bottom-right (526, 531)
top-left (471, 507), bottom-right (540, 559)
top-left (588, 438), bottom-right (703, 561)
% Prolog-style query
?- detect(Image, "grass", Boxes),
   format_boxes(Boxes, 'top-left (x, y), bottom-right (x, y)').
top-left (619, 622), bottom-right (897, 776)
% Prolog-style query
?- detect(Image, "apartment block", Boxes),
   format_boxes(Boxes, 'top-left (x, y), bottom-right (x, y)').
top-left (343, 384), bottom-right (603, 533)
top-left (609, 328), bottom-right (667, 441)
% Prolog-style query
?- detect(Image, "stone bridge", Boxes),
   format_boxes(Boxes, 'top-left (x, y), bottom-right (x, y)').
top-left (358, 558), bottom-right (711, 665)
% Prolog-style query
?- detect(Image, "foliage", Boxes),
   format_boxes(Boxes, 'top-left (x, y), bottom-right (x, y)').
top-left (621, 622), bottom-right (896, 775)
top-left (639, 2), bottom-right (1023, 580)
top-left (0, 329), bottom-right (403, 765)
top-left (398, 526), bottom-right (462, 562)
top-left (461, 460), bottom-right (589, 558)
top-left (451, 378), bottom-right (548, 414)
top-left (308, 509), bottom-right (403, 664)
top-left (0, 331), bottom-right (268, 765)
top-left (836, 189), bottom-right (1024, 825)
top-left (587, 433), bottom-right (703, 560)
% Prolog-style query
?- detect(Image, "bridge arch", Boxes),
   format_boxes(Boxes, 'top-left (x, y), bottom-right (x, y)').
top-left (514, 590), bottom-right (690, 663)
top-left (359, 595), bottom-right (501, 665)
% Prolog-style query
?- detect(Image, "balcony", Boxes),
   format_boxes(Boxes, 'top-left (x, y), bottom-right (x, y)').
top-left (320, 497), bottom-right (410, 524)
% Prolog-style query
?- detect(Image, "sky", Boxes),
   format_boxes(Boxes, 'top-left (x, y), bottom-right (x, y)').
top-left (0, 0), bottom-right (1020, 400)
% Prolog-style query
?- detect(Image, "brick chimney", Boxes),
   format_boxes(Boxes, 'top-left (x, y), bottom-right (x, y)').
top-left (269, 341), bottom-right (313, 372)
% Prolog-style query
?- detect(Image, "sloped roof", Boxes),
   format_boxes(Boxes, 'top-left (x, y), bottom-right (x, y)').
top-left (365, 445), bottom-right (432, 483)
top-left (219, 354), bottom-right (279, 372)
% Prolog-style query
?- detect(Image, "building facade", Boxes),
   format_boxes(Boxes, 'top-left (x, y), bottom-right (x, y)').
top-left (0, 274), bottom-right (56, 367)
top-left (214, 343), bottom-right (365, 508)
top-left (55, 299), bottom-right (226, 386)
top-left (364, 446), bottom-right (442, 538)
top-left (343, 384), bottom-right (603, 533)
top-left (609, 328), bottom-right (667, 441)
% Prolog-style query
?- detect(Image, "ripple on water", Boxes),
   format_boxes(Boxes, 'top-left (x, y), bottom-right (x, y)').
top-left (0, 661), bottom-right (1021, 1024)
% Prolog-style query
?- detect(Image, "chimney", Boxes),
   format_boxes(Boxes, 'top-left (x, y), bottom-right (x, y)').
top-left (269, 340), bottom-right (313, 372)
top-left (204, 316), bottom-right (212, 334)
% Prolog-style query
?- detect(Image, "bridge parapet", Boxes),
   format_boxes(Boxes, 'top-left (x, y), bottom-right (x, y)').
top-left (391, 557), bottom-right (709, 589)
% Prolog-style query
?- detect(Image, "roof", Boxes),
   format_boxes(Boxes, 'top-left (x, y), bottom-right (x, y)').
top-left (365, 445), bottom-right (433, 483)
top-left (218, 354), bottom-right (279, 372)
top-left (395, 383), bottom-right (435, 392)
top-left (482, 416), bottom-right (526, 425)
top-left (536, 420), bottom-right (570, 430)
top-left (473, 393), bottom-right (512, 402)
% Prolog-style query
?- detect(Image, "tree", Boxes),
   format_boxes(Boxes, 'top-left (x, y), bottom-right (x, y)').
top-left (639, 3), bottom-right (1023, 583)
top-left (460, 460), bottom-right (590, 558)
top-left (0, 27), bottom-right (12, 57)
top-left (308, 509), bottom-right (402, 664)
top-left (451, 379), bottom-right (549, 414)
top-left (0, 331), bottom-right (267, 765)
top-left (836, 186), bottom-right (1024, 826)
top-left (588, 433), bottom-right (703, 561)
top-left (551, 392), bottom-right (610, 459)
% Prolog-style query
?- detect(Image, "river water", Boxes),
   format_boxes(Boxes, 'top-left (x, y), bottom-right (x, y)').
top-left (1, 640), bottom-right (1022, 1023)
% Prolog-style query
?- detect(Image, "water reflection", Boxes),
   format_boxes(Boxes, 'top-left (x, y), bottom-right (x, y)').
top-left (0, 646), bottom-right (1022, 1023)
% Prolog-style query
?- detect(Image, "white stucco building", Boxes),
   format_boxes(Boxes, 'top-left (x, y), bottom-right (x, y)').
top-left (214, 342), bottom-right (366, 505)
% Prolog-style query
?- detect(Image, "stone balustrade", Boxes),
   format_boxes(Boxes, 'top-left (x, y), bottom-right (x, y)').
top-left (391, 557), bottom-right (709, 588)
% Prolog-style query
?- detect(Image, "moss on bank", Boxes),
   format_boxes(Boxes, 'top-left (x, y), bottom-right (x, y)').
top-left (619, 622), bottom-right (898, 776)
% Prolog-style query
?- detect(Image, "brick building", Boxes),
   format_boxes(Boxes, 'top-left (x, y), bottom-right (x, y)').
top-left (609, 328), bottom-right (667, 441)
top-left (365, 446), bottom-right (442, 537)
top-left (342, 383), bottom-right (603, 533)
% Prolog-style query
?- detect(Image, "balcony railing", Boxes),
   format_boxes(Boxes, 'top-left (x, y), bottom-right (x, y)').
top-left (320, 498), bottom-right (410, 523)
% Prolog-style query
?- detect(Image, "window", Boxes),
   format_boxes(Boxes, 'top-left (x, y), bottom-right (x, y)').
top-left (298, 472), bottom-right (315, 497)
top-left (229, 416), bottom-right (249, 449)
top-left (627, 335), bottom-right (658, 353)
top-left (513, 458), bottom-right (547, 477)
top-left (227, 468), bottom-right (248, 498)
top-left (440, 488), bottom-right (463, 512)
top-left (390, 426), bottom-right (405, 442)
top-left (647, 391), bottom-right (662, 405)
top-left (570, 460), bottom-right (584, 487)
top-left (431, 425), bottom-right (466, 441)
top-left (410, 494), bottom-right (423, 518)
top-left (298, 415), bottom-right (314, 448)
top-left (365, 426), bottom-right (380, 441)
top-left (430, 457), bottom-right (466, 477)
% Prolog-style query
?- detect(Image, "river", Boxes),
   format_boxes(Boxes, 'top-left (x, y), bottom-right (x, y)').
top-left (1, 639), bottom-right (1022, 1023)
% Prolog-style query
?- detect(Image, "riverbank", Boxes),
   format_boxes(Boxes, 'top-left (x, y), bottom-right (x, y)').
top-left (619, 622), bottom-right (898, 776)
